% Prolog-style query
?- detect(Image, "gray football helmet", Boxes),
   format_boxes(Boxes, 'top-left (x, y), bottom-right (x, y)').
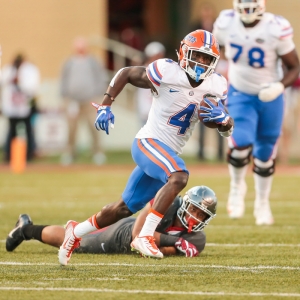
top-left (177, 186), bottom-right (217, 232)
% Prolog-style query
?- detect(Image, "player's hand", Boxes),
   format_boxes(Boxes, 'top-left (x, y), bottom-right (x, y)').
top-left (175, 238), bottom-right (199, 257)
top-left (92, 102), bottom-right (115, 135)
top-left (258, 82), bottom-right (284, 102)
top-left (200, 98), bottom-right (230, 126)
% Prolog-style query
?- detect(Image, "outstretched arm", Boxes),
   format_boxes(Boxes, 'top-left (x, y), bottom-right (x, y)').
top-left (93, 66), bottom-right (157, 134)
top-left (102, 66), bottom-right (157, 106)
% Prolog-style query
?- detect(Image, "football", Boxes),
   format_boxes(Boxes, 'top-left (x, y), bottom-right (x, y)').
top-left (199, 95), bottom-right (219, 129)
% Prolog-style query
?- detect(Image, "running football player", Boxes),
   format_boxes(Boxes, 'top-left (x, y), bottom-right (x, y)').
top-left (213, 0), bottom-right (300, 225)
top-left (58, 30), bottom-right (234, 265)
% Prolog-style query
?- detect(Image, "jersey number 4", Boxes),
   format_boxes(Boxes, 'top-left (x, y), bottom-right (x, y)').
top-left (230, 43), bottom-right (265, 68)
top-left (168, 103), bottom-right (197, 135)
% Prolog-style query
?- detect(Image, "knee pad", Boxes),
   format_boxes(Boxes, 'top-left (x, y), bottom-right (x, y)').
top-left (253, 158), bottom-right (275, 177)
top-left (227, 148), bottom-right (252, 168)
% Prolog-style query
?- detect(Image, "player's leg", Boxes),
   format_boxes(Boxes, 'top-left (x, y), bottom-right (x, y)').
top-left (6, 214), bottom-right (64, 251)
top-left (253, 94), bottom-right (284, 225)
top-left (226, 86), bottom-right (257, 218)
top-left (59, 138), bottom-right (167, 263)
top-left (76, 218), bottom-right (135, 254)
top-left (130, 138), bottom-right (188, 258)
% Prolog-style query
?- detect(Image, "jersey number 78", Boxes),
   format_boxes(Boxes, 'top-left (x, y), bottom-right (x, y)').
top-left (230, 43), bottom-right (265, 68)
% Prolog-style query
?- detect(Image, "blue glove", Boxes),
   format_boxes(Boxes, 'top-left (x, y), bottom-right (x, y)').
top-left (92, 103), bottom-right (115, 135)
top-left (199, 98), bottom-right (230, 126)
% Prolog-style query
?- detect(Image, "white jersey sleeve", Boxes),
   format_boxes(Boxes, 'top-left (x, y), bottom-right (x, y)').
top-left (268, 15), bottom-right (295, 56)
top-left (213, 9), bottom-right (235, 47)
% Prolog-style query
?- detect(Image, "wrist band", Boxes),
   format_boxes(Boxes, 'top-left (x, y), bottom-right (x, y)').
top-left (104, 92), bottom-right (115, 101)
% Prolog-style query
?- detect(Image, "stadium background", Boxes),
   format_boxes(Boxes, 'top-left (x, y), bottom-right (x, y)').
top-left (0, 0), bottom-right (299, 160)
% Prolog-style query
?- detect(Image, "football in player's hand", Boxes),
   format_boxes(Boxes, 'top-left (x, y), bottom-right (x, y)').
top-left (199, 95), bottom-right (219, 129)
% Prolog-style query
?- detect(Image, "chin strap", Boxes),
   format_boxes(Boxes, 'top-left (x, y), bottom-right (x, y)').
top-left (194, 66), bottom-right (205, 82)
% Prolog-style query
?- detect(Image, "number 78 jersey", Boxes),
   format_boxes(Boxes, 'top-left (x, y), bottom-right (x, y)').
top-left (213, 10), bottom-right (295, 94)
top-left (135, 59), bottom-right (228, 154)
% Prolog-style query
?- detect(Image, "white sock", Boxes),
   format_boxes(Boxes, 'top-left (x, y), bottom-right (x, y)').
top-left (253, 158), bottom-right (273, 202)
top-left (74, 214), bottom-right (99, 238)
top-left (228, 164), bottom-right (248, 187)
top-left (254, 173), bottom-right (273, 202)
top-left (139, 209), bottom-right (163, 237)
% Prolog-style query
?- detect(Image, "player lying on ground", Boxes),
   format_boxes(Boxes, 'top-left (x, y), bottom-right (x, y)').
top-left (58, 29), bottom-right (233, 264)
top-left (6, 186), bottom-right (217, 257)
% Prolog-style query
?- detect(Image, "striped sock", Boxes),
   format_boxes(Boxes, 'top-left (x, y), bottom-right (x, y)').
top-left (73, 214), bottom-right (100, 237)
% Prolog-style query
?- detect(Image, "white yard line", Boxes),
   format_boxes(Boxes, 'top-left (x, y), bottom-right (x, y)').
top-left (0, 261), bottom-right (299, 270)
top-left (1, 240), bottom-right (299, 247)
top-left (0, 287), bottom-right (299, 297)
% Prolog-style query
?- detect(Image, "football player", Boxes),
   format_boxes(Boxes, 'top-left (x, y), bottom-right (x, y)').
top-left (58, 29), bottom-right (234, 265)
top-left (213, 0), bottom-right (300, 225)
top-left (6, 186), bottom-right (217, 258)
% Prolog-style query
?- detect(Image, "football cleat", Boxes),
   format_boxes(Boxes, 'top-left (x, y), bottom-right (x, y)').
top-left (131, 236), bottom-right (163, 259)
top-left (6, 214), bottom-right (33, 252)
top-left (254, 199), bottom-right (274, 226)
top-left (58, 220), bottom-right (81, 266)
top-left (227, 181), bottom-right (247, 219)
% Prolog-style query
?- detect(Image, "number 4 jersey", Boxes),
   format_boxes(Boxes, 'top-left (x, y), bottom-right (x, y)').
top-left (213, 10), bottom-right (295, 95)
top-left (135, 58), bottom-right (228, 154)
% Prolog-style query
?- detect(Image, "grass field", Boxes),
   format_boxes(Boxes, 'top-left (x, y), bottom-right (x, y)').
top-left (0, 157), bottom-right (299, 300)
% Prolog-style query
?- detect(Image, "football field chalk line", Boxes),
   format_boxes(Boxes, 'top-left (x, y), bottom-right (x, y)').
top-left (1, 261), bottom-right (299, 270)
top-left (0, 287), bottom-right (299, 297)
top-left (2, 240), bottom-right (300, 247)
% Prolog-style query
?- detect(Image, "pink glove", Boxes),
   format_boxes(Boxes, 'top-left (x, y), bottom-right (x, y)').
top-left (175, 238), bottom-right (199, 257)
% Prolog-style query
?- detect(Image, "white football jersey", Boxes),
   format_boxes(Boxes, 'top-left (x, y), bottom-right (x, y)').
top-left (213, 10), bottom-right (295, 94)
top-left (135, 59), bottom-right (228, 154)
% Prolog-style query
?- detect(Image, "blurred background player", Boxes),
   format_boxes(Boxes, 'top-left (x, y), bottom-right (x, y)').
top-left (213, 0), bottom-right (300, 225)
top-left (1, 53), bottom-right (40, 163)
top-left (58, 29), bottom-right (233, 264)
top-left (6, 186), bottom-right (217, 258)
top-left (135, 41), bottom-right (166, 127)
top-left (60, 36), bottom-right (109, 165)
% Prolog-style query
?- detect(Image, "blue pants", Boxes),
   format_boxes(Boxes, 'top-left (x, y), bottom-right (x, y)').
top-left (122, 138), bottom-right (188, 213)
top-left (227, 85), bottom-right (284, 161)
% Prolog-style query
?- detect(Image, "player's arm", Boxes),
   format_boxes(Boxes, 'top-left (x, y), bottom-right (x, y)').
top-left (102, 66), bottom-right (157, 106)
top-left (93, 66), bottom-right (157, 134)
top-left (280, 49), bottom-right (300, 88)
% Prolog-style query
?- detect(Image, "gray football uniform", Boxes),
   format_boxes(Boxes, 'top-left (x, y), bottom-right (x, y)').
top-left (75, 197), bottom-right (206, 254)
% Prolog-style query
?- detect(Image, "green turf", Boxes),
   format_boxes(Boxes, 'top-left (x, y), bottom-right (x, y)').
top-left (0, 163), bottom-right (299, 300)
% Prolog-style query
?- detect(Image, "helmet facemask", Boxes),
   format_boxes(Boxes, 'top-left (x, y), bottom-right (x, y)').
top-left (179, 44), bottom-right (219, 82)
top-left (233, 0), bottom-right (265, 24)
top-left (177, 194), bottom-right (216, 232)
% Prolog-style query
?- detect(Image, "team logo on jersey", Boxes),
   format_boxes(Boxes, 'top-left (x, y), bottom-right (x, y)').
top-left (189, 91), bottom-right (194, 96)
top-left (256, 38), bottom-right (265, 44)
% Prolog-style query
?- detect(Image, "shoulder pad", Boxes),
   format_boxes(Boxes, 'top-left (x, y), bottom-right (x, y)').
top-left (267, 13), bottom-right (293, 39)
top-left (215, 9), bottom-right (235, 30)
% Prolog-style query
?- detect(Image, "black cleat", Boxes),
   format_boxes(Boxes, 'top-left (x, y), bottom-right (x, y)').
top-left (6, 214), bottom-right (33, 252)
